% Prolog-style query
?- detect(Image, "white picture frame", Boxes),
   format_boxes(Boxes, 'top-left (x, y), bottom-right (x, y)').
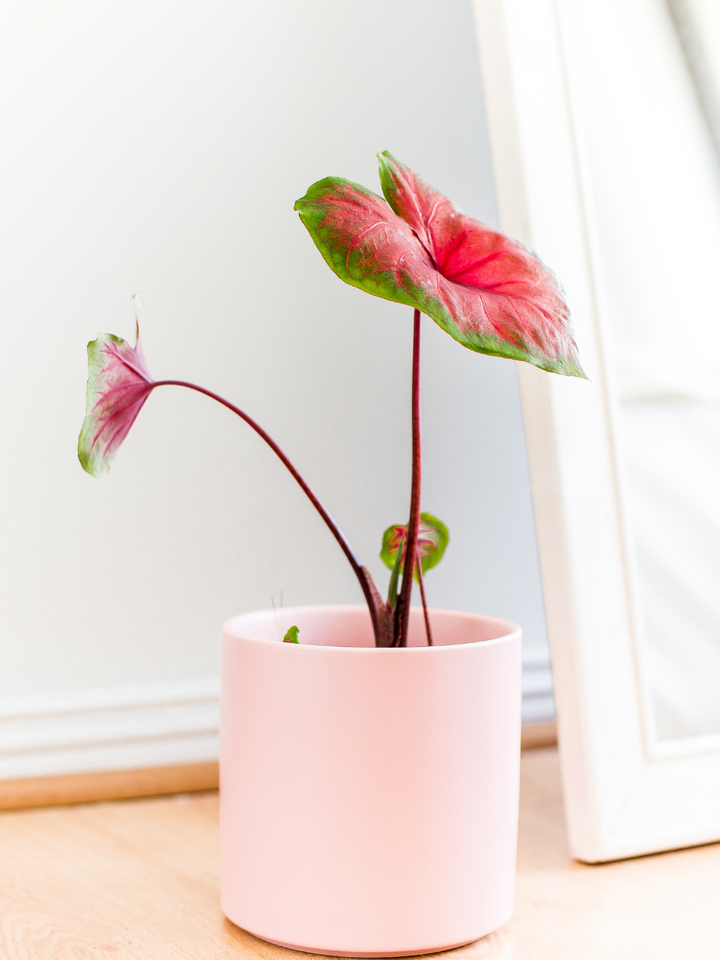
top-left (472, 0), bottom-right (720, 861)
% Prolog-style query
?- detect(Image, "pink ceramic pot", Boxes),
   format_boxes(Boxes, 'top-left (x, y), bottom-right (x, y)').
top-left (221, 605), bottom-right (521, 957)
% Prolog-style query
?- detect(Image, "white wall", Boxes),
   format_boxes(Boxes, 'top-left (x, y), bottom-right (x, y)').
top-left (0, 0), bottom-right (551, 746)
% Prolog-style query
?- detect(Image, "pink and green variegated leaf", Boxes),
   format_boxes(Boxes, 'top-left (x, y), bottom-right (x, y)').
top-left (296, 155), bottom-right (585, 378)
top-left (295, 177), bottom-right (432, 312)
top-left (78, 327), bottom-right (155, 478)
top-left (377, 152), bottom-right (584, 376)
top-left (380, 512), bottom-right (449, 576)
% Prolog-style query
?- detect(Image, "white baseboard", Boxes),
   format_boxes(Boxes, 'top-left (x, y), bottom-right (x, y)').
top-left (0, 678), bottom-right (220, 781)
top-left (0, 661), bottom-right (553, 781)
top-left (521, 659), bottom-right (555, 724)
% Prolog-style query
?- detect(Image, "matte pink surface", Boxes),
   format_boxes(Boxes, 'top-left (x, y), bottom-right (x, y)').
top-left (220, 606), bottom-right (522, 957)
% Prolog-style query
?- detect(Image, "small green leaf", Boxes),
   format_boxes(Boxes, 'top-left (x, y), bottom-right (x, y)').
top-left (380, 513), bottom-right (449, 577)
top-left (283, 625), bottom-right (300, 643)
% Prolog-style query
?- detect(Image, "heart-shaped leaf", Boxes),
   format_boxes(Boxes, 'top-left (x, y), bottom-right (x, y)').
top-left (78, 325), bottom-right (155, 478)
top-left (296, 153), bottom-right (585, 378)
top-left (380, 512), bottom-right (449, 576)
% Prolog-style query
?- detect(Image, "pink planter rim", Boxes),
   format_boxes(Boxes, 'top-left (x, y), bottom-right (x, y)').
top-left (223, 604), bottom-right (521, 653)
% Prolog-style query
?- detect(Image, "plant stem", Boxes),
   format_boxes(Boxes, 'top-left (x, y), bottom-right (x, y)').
top-left (153, 379), bottom-right (384, 645)
top-left (393, 309), bottom-right (422, 647)
top-left (415, 545), bottom-right (434, 646)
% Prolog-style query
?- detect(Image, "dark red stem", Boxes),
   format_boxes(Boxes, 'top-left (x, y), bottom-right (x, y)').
top-left (416, 546), bottom-right (434, 646)
top-left (153, 379), bottom-right (383, 645)
top-left (394, 309), bottom-right (422, 647)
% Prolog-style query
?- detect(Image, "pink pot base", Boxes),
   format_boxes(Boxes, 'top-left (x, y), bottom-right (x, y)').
top-left (250, 929), bottom-right (487, 957)
top-left (221, 605), bottom-right (521, 957)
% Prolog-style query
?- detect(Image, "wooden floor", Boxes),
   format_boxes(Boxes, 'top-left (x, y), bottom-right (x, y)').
top-left (1, 748), bottom-right (719, 959)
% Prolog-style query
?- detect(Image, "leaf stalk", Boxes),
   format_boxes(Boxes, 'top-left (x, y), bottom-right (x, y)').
top-left (393, 309), bottom-right (423, 647)
top-left (153, 379), bottom-right (386, 645)
top-left (416, 545), bottom-right (434, 646)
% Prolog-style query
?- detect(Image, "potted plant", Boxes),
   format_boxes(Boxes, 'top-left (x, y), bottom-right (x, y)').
top-left (78, 152), bottom-right (584, 956)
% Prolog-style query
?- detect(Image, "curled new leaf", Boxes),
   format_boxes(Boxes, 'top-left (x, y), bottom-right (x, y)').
top-left (295, 152), bottom-right (585, 378)
top-left (78, 326), bottom-right (155, 478)
top-left (380, 513), bottom-right (449, 577)
top-left (283, 625), bottom-right (300, 643)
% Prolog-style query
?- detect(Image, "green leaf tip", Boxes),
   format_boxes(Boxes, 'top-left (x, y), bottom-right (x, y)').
top-left (283, 625), bottom-right (300, 643)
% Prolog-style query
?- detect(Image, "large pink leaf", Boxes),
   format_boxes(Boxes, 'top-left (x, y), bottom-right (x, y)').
top-left (296, 153), bottom-right (585, 377)
top-left (78, 325), bottom-right (155, 477)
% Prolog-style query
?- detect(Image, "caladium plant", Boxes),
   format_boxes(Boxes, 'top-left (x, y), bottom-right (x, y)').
top-left (78, 152), bottom-right (584, 648)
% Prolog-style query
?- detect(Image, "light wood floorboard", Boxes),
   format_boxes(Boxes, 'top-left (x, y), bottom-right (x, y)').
top-left (0, 762), bottom-right (220, 811)
top-left (2, 747), bottom-right (718, 958)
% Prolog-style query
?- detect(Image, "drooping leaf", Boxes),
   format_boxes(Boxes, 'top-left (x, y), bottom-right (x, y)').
top-left (78, 325), bottom-right (155, 478)
top-left (295, 154), bottom-right (585, 378)
top-left (283, 625), bottom-right (300, 643)
top-left (380, 513), bottom-right (449, 578)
